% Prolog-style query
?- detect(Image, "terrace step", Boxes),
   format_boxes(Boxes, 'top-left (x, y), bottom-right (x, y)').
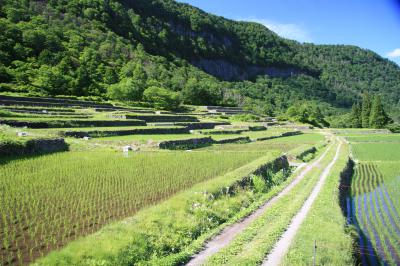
top-left (122, 114), bottom-right (199, 123)
top-left (0, 119), bottom-right (146, 128)
top-left (0, 95), bottom-right (113, 107)
top-left (174, 122), bottom-right (230, 130)
top-left (61, 127), bottom-right (189, 138)
top-left (0, 138), bottom-right (68, 156)
top-left (0, 99), bottom-right (113, 109)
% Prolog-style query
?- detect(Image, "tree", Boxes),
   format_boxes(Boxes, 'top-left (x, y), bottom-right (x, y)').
top-left (181, 78), bottom-right (222, 105)
top-left (369, 95), bottom-right (390, 128)
top-left (350, 102), bottom-right (362, 128)
top-left (34, 65), bottom-right (71, 95)
top-left (286, 102), bottom-right (328, 128)
top-left (107, 78), bottom-right (145, 101)
top-left (143, 86), bottom-right (180, 110)
top-left (361, 92), bottom-right (372, 128)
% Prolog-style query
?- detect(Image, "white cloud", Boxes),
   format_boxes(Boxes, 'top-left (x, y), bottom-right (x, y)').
top-left (240, 18), bottom-right (312, 43)
top-left (386, 48), bottom-right (400, 58)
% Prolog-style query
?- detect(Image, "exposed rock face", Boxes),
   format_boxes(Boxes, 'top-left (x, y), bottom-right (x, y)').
top-left (193, 59), bottom-right (307, 80)
top-left (169, 23), bottom-right (307, 81)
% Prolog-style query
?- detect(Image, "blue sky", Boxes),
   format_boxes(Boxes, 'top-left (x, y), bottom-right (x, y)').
top-left (176, 0), bottom-right (400, 65)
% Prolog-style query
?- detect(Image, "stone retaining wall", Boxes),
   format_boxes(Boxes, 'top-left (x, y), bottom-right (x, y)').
top-left (213, 136), bottom-right (251, 144)
top-left (249, 126), bottom-right (267, 131)
top-left (62, 127), bottom-right (189, 138)
top-left (0, 95), bottom-right (113, 107)
top-left (295, 146), bottom-right (317, 160)
top-left (175, 122), bottom-right (230, 130)
top-left (126, 115), bottom-right (198, 123)
top-left (159, 137), bottom-right (213, 150)
top-left (0, 138), bottom-right (69, 156)
top-left (0, 119), bottom-right (146, 128)
top-left (256, 131), bottom-right (302, 141)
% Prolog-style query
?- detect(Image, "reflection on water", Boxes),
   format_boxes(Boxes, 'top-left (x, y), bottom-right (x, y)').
top-left (347, 164), bottom-right (400, 266)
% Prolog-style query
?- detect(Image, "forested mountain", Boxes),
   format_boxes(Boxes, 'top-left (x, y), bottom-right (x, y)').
top-left (0, 0), bottom-right (399, 119)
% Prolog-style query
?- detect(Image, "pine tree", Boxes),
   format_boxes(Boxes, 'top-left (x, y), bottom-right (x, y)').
top-left (350, 102), bottom-right (362, 128)
top-left (361, 93), bottom-right (372, 128)
top-left (369, 95), bottom-right (389, 128)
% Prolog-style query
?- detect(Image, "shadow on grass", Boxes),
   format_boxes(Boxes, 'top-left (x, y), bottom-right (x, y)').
top-left (0, 149), bottom-right (69, 166)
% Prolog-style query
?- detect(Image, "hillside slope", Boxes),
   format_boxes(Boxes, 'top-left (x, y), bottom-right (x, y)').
top-left (0, 0), bottom-right (399, 117)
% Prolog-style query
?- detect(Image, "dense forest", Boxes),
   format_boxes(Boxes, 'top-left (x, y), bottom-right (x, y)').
top-left (0, 0), bottom-right (399, 120)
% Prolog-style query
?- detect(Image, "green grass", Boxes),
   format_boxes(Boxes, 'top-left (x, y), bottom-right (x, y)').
top-left (0, 150), bottom-right (265, 265)
top-left (201, 133), bottom-right (325, 153)
top-left (204, 142), bottom-right (337, 265)
top-left (352, 143), bottom-right (400, 161)
top-left (377, 162), bottom-right (400, 215)
top-left (346, 133), bottom-right (400, 265)
top-left (95, 133), bottom-right (196, 142)
top-left (283, 143), bottom-right (355, 265)
top-left (35, 152), bottom-right (285, 266)
top-left (346, 134), bottom-right (400, 142)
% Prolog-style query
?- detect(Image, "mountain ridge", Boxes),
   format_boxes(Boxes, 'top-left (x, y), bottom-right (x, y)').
top-left (0, 0), bottom-right (399, 119)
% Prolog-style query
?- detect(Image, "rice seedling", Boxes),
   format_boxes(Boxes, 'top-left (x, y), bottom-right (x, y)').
top-left (0, 150), bottom-right (263, 264)
top-left (351, 142), bottom-right (400, 161)
top-left (349, 162), bottom-right (400, 265)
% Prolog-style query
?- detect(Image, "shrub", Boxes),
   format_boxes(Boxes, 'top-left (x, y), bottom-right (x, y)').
top-left (252, 175), bottom-right (267, 193)
top-left (230, 114), bottom-right (261, 122)
top-left (143, 86), bottom-right (181, 110)
top-left (387, 123), bottom-right (400, 133)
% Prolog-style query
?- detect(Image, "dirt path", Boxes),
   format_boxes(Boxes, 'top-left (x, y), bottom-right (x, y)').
top-left (186, 143), bottom-right (335, 266)
top-left (261, 141), bottom-right (342, 266)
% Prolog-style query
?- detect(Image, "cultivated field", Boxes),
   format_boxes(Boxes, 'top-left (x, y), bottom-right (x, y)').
top-left (1, 95), bottom-right (326, 265)
top-left (346, 132), bottom-right (400, 265)
top-left (4, 95), bottom-right (398, 266)
top-left (0, 150), bottom-right (264, 264)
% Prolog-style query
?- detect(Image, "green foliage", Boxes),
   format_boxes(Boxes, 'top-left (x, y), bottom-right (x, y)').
top-left (361, 93), bottom-right (372, 128)
top-left (387, 123), bottom-right (400, 133)
top-left (350, 102), bottom-right (362, 128)
top-left (0, 0), bottom-right (399, 117)
top-left (107, 78), bottom-right (145, 101)
top-left (230, 114), bottom-right (260, 122)
top-left (369, 95), bottom-right (390, 128)
top-left (143, 86), bottom-right (180, 110)
top-left (333, 93), bottom-right (391, 129)
top-left (252, 174), bottom-right (267, 194)
top-left (286, 102), bottom-right (329, 128)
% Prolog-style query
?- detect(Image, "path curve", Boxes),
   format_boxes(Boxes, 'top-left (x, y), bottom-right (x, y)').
top-left (186, 142), bottom-right (335, 266)
top-left (262, 140), bottom-right (342, 266)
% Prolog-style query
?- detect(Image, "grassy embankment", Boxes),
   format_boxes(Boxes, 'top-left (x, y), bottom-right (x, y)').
top-left (203, 140), bottom-right (338, 265)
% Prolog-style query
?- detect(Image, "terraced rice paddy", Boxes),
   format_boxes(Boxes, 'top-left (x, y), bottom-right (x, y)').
top-left (0, 150), bottom-right (264, 265)
top-left (201, 133), bottom-right (325, 153)
top-left (1, 95), bottom-right (328, 265)
top-left (346, 134), bottom-right (400, 142)
top-left (352, 143), bottom-right (400, 161)
top-left (347, 134), bottom-right (400, 265)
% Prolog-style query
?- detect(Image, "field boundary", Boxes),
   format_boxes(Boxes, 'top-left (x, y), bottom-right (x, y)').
top-left (186, 141), bottom-right (333, 265)
top-left (262, 140), bottom-right (342, 265)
